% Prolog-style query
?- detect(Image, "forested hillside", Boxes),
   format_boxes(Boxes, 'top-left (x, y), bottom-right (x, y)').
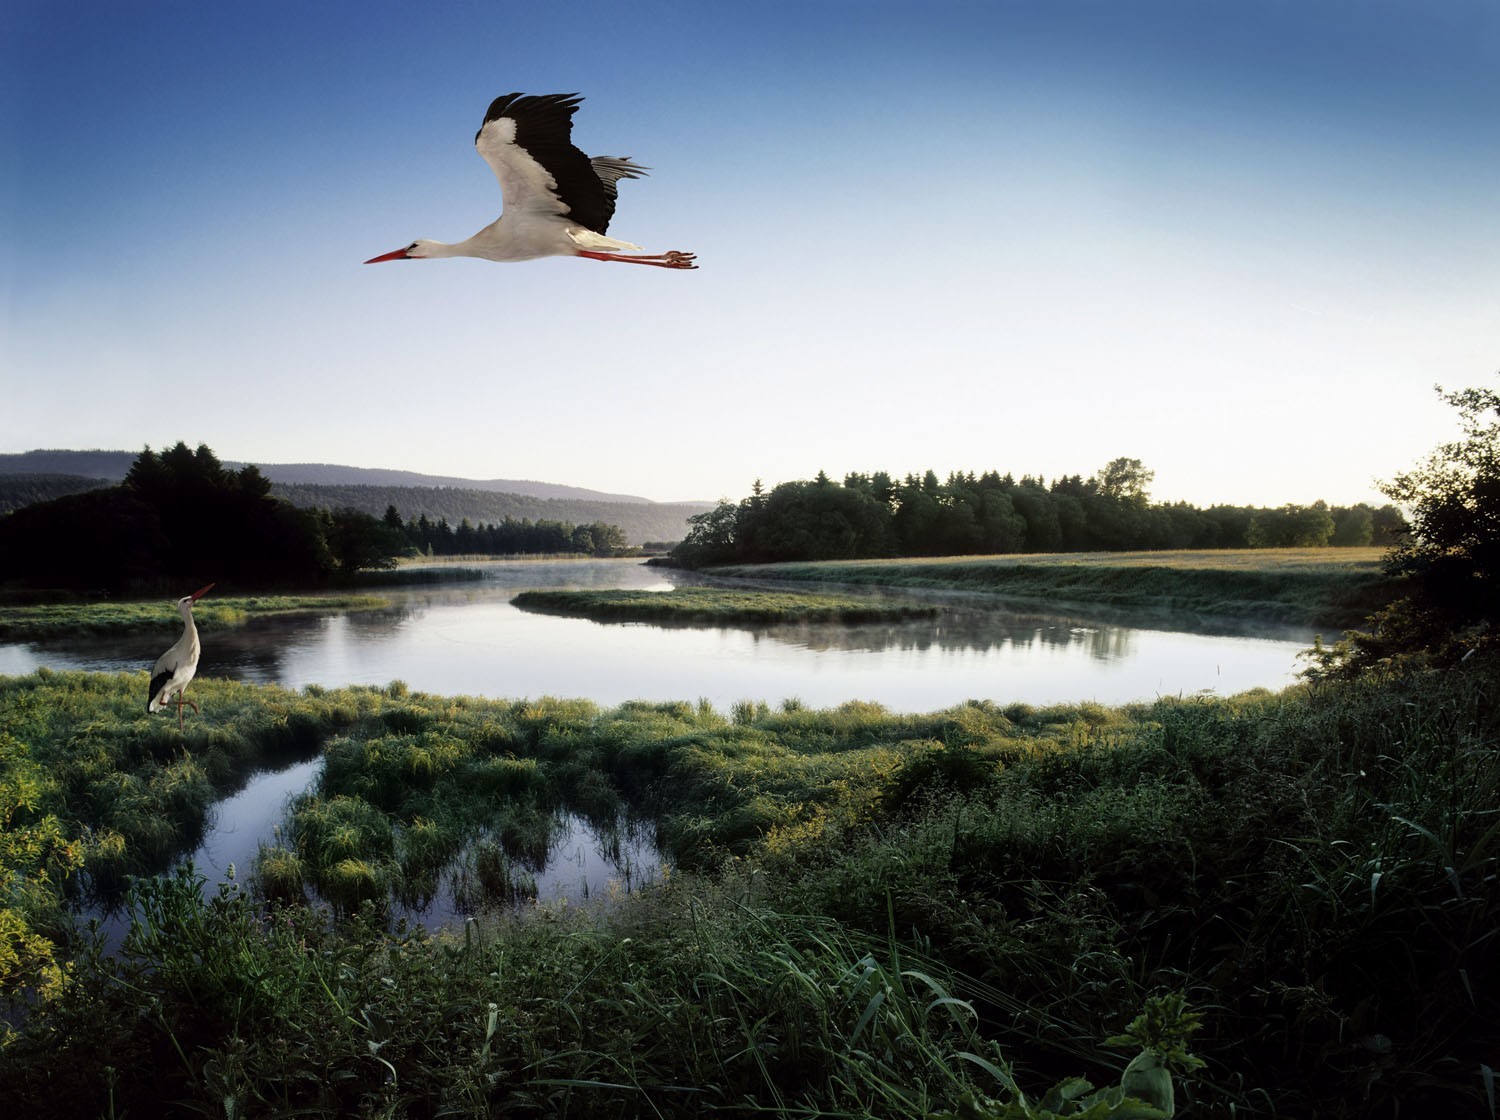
top-left (0, 474), bottom-right (108, 515)
top-left (274, 484), bottom-right (708, 547)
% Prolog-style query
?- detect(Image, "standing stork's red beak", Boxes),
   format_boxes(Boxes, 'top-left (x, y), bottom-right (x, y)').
top-left (190, 583), bottom-right (215, 601)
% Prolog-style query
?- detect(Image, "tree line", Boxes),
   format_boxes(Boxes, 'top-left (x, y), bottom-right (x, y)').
top-left (0, 444), bottom-right (631, 594)
top-left (671, 457), bottom-right (1407, 568)
top-left (385, 506), bottom-right (628, 558)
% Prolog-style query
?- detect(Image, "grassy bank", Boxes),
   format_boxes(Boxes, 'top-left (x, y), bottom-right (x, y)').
top-left (2, 658), bottom-right (1496, 1116)
top-left (709, 548), bottom-right (1392, 628)
top-left (512, 586), bottom-right (939, 625)
top-left (0, 594), bottom-right (390, 641)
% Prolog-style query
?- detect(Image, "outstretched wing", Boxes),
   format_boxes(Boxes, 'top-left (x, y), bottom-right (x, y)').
top-left (590, 155), bottom-right (650, 219)
top-left (475, 93), bottom-right (624, 234)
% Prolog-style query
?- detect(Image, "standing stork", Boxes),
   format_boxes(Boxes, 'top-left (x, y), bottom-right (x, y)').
top-left (364, 92), bottom-right (697, 269)
top-left (148, 583), bottom-right (214, 730)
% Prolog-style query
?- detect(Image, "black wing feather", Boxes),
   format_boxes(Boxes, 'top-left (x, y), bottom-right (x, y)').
top-left (148, 668), bottom-right (172, 711)
top-left (478, 92), bottom-right (618, 234)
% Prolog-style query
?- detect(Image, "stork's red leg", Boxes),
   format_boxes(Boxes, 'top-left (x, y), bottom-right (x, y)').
top-left (576, 250), bottom-right (697, 269)
top-left (174, 691), bottom-right (200, 732)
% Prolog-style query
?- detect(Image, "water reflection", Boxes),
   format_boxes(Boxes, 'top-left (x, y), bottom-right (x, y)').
top-left (733, 610), bottom-right (1137, 660)
top-left (1, 558), bottom-right (1317, 711)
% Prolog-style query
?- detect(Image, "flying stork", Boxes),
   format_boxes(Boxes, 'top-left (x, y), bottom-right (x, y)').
top-left (147, 583), bottom-right (214, 731)
top-left (365, 92), bottom-right (697, 269)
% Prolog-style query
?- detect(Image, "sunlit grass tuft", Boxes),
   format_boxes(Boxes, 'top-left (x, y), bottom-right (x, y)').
top-left (254, 845), bottom-right (305, 905)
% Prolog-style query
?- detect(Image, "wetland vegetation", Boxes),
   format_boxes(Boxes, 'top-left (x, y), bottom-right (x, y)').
top-left (0, 594), bottom-right (390, 641)
top-left (511, 586), bottom-right (940, 625)
top-left (707, 548), bottom-right (1392, 627)
top-left (2, 651), bottom-right (1497, 1117)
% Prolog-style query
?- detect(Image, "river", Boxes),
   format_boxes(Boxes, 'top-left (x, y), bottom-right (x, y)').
top-left (1, 558), bottom-right (1317, 712)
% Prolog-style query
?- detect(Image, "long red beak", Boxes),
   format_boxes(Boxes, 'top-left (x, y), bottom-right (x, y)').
top-left (190, 583), bottom-right (215, 602)
top-left (364, 248), bottom-right (411, 264)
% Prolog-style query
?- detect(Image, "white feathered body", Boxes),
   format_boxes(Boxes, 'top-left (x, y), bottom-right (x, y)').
top-left (148, 595), bottom-right (204, 713)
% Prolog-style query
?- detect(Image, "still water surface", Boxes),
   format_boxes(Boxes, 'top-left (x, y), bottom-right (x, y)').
top-left (2, 558), bottom-right (1317, 712)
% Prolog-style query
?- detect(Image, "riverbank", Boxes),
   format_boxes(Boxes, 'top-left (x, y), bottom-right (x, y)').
top-left (704, 547), bottom-right (1392, 628)
top-left (0, 593), bottom-right (391, 641)
top-left (2, 654), bottom-right (1495, 1117)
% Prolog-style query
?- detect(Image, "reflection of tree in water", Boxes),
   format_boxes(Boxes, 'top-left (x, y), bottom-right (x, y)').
top-left (749, 608), bottom-right (1138, 661)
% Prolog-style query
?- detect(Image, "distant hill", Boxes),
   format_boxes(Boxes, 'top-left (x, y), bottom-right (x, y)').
top-left (0, 450), bottom-right (139, 481)
top-left (0, 450), bottom-right (671, 504)
top-left (0, 450), bottom-right (711, 545)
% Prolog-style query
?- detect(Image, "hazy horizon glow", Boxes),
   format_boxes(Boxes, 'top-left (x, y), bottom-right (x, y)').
top-left (3, 1), bottom-right (1496, 509)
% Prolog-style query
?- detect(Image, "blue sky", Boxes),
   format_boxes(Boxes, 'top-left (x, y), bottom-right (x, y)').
top-left (3, 0), bottom-right (1496, 508)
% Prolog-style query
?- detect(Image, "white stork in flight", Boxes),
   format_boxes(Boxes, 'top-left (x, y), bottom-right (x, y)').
top-left (365, 92), bottom-right (697, 269)
top-left (148, 583), bottom-right (214, 730)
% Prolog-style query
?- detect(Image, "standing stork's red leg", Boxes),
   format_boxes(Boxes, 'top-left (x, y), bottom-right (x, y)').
top-left (173, 689), bottom-right (200, 731)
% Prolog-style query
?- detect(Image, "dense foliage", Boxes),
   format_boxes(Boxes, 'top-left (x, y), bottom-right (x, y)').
top-left (672, 458), bottom-right (1405, 568)
top-left (1317, 378), bottom-right (1500, 671)
top-left (0, 443), bottom-right (345, 592)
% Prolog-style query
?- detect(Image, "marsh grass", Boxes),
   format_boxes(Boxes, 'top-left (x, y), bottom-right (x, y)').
top-left (253, 845), bottom-right (305, 905)
top-left (1, 861), bottom-right (1195, 1119)
top-left (3, 659), bottom-right (1497, 1116)
top-left (0, 594), bottom-right (389, 641)
top-left (513, 586), bottom-right (939, 625)
top-left (713, 547), bottom-right (1393, 627)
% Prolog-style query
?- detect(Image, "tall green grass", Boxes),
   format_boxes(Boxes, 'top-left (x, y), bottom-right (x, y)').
top-left (0, 863), bottom-right (1197, 1119)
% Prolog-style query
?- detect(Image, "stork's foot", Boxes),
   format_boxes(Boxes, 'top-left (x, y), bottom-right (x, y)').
top-left (577, 249), bottom-right (698, 269)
